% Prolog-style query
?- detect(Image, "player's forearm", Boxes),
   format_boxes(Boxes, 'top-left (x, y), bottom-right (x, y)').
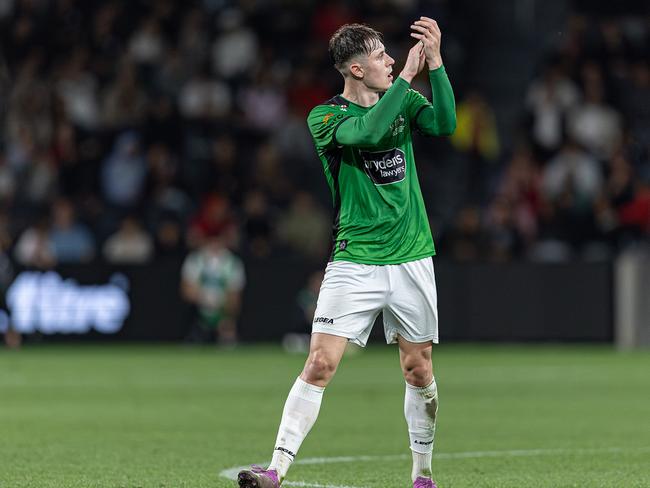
top-left (416, 66), bottom-right (456, 136)
top-left (336, 78), bottom-right (411, 146)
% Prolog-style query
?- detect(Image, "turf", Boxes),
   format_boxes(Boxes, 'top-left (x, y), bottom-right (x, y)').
top-left (0, 344), bottom-right (648, 488)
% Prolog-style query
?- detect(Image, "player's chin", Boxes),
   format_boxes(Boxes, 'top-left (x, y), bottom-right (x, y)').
top-left (378, 79), bottom-right (392, 92)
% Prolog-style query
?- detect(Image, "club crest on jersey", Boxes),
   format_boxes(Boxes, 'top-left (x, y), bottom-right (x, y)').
top-left (359, 148), bottom-right (407, 185)
top-left (390, 115), bottom-right (406, 136)
top-left (322, 112), bottom-right (335, 124)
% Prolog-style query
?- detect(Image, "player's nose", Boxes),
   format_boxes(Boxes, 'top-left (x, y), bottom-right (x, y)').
top-left (386, 54), bottom-right (395, 66)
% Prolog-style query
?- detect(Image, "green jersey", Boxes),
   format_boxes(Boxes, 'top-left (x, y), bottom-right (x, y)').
top-left (307, 66), bottom-right (456, 265)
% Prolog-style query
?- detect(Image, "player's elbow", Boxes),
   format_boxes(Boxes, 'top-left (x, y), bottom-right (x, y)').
top-left (348, 130), bottom-right (382, 146)
top-left (438, 118), bottom-right (456, 136)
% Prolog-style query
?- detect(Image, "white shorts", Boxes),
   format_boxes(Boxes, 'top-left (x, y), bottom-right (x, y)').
top-left (311, 257), bottom-right (439, 347)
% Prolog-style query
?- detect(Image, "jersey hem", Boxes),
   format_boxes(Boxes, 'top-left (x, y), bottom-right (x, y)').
top-left (332, 251), bottom-right (436, 266)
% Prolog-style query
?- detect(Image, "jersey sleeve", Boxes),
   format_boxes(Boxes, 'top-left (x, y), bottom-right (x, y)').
top-left (307, 105), bottom-right (352, 149)
top-left (308, 77), bottom-right (412, 148)
top-left (407, 66), bottom-right (456, 136)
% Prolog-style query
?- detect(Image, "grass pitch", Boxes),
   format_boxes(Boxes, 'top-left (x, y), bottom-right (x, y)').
top-left (1, 344), bottom-right (649, 488)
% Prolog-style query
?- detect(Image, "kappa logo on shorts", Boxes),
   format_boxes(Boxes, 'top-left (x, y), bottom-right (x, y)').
top-left (314, 316), bottom-right (334, 325)
top-left (359, 148), bottom-right (406, 185)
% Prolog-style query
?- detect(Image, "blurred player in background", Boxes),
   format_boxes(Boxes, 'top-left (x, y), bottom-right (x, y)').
top-left (238, 18), bottom-right (455, 488)
top-left (181, 227), bottom-right (245, 346)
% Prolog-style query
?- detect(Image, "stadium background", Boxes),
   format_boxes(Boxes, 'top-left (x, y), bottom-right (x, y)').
top-left (2, 0), bottom-right (649, 345)
top-left (1, 1), bottom-right (650, 488)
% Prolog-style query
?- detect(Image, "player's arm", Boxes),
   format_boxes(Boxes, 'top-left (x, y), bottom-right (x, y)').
top-left (180, 255), bottom-right (204, 306)
top-left (409, 67), bottom-right (456, 136)
top-left (223, 260), bottom-right (245, 319)
top-left (308, 42), bottom-right (426, 148)
top-left (409, 17), bottom-right (457, 136)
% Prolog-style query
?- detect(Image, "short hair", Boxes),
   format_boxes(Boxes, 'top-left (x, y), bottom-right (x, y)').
top-left (328, 23), bottom-right (384, 71)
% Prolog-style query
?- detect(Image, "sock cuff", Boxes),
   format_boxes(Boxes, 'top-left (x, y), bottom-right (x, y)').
top-left (405, 378), bottom-right (437, 399)
top-left (290, 377), bottom-right (325, 403)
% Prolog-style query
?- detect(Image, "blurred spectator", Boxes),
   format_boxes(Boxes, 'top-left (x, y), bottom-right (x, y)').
top-left (277, 191), bottom-right (330, 261)
top-left (0, 152), bottom-right (16, 205)
top-left (154, 215), bottom-right (185, 258)
top-left (242, 189), bottom-right (274, 258)
top-left (55, 48), bottom-right (101, 131)
top-left (201, 134), bottom-right (244, 199)
top-left (103, 216), bottom-right (154, 264)
top-left (567, 62), bottom-right (622, 159)
top-left (7, 53), bottom-right (53, 151)
top-left (187, 193), bottom-right (233, 249)
top-left (145, 142), bottom-right (192, 222)
top-left (619, 61), bottom-right (650, 146)
top-left (0, 1), bottom-right (647, 267)
top-left (181, 227), bottom-right (245, 346)
top-left (21, 150), bottom-right (58, 206)
top-left (178, 67), bottom-right (231, 120)
top-left (441, 205), bottom-right (486, 261)
top-left (128, 18), bottom-right (165, 67)
top-left (249, 142), bottom-right (293, 204)
top-left (177, 8), bottom-right (209, 74)
top-left (102, 61), bottom-right (148, 129)
top-left (211, 9), bottom-right (258, 80)
top-left (101, 131), bottom-right (147, 209)
top-left (240, 70), bottom-right (288, 131)
top-left (496, 146), bottom-right (542, 243)
top-left (525, 62), bottom-right (579, 157)
top-left (451, 91), bottom-right (500, 161)
top-left (49, 198), bottom-right (95, 263)
top-left (312, 1), bottom-right (357, 41)
top-left (484, 197), bottom-right (523, 261)
top-left (542, 138), bottom-right (603, 206)
top-left (451, 91), bottom-right (500, 202)
top-left (13, 218), bottom-right (56, 268)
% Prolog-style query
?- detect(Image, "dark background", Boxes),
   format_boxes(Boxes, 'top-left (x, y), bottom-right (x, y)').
top-left (0, 0), bottom-right (647, 344)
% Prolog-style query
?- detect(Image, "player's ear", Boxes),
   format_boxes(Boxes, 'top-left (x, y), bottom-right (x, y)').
top-left (348, 61), bottom-right (364, 80)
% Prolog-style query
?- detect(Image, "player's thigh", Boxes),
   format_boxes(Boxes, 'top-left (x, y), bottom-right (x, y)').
top-left (312, 260), bottom-right (387, 347)
top-left (384, 257), bottom-right (439, 345)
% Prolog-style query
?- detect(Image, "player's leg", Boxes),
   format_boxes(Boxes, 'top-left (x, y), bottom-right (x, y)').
top-left (398, 336), bottom-right (438, 486)
top-left (268, 333), bottom-right (348, 478)
top-left (238, 261), bottom-right (386, 487)
top-left (238, 334), bottom-right (348, 488)
top-left (383, 257), bottom-right (440, 487)
top-left (237, 334), bottom-right (354, 488)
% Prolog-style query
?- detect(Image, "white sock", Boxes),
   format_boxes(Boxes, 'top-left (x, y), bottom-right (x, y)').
top-left (404, 379), bottom-right (438, 481)
top-left (268, 377), bottom-right (325, 481)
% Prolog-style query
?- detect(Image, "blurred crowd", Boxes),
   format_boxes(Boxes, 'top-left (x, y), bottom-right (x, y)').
top-left (443, 10), bottom-right (650, 262)
top-left (0, 0), bottom-right (648, 268)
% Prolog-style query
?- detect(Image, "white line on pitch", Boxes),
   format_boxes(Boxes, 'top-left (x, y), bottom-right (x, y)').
top-left (219, 446), bottom-right (650, 488)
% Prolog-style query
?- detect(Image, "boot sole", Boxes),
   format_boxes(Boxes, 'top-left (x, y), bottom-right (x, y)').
top-left (238, 470), bottom-right (260, 487)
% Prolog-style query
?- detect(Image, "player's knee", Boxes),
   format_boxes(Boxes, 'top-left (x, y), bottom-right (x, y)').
top-left (402, 361), bottom-right (433, 387)
top-left (303, 350), bottom-right (337, 384)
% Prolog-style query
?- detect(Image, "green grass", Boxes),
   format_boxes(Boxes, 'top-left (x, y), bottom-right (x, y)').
top-left (1, 344), bottom-right (649, 487)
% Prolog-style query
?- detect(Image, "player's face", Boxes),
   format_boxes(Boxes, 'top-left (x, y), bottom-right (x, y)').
top-left (361, 43), bottom-right (395, 92)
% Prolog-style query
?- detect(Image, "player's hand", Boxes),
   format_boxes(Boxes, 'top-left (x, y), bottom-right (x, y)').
top-left (410, 16), bottom-right (443, 70)
top-left (399, 41), bottom-right (426, 83)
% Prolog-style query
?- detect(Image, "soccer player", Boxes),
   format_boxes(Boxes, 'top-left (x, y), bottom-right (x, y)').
top-left (238, 18), bottom-right (456, 488)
